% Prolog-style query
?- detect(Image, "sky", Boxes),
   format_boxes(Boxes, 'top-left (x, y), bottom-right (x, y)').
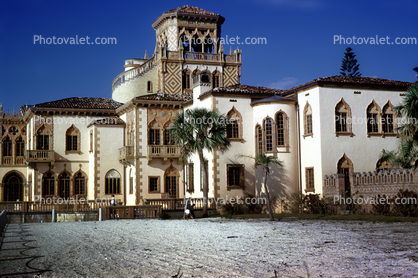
top-left (0, 0), bottom-right (417, 113)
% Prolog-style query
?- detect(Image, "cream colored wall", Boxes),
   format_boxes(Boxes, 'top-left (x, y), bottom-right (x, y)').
top-left (112, 67), bottom-right (158, 103)
top-left (253, 102), bottom-right (299, 199)
top-left (94, 125), bottom-right (124, 202)
top-left (318, 87), bottom-right (405, 177)
top-left (297, 87), bottom-right (324, 195)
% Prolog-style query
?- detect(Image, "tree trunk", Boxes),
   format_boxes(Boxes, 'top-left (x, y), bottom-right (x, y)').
top-left (199, 151), bottom-right (208, 217)
top-left (263, 168), bottom-right (274, 221)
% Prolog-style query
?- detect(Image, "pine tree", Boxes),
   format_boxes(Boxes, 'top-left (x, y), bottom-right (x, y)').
top-left (340, 47), bottom-right (362, 77)
top-left (414, 67), bottom-right (418, 79)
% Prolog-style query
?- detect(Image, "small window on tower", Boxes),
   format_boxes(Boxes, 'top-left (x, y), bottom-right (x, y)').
top-left (147, 81), bottom-right (153, 93)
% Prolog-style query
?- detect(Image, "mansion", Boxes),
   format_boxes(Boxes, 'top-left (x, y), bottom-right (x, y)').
top-left (0, 6), bottom-right (414, 207)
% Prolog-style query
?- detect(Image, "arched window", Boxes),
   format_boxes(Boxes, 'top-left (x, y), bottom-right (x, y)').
top-left (16, 136), bottom-right (24, 157)
top-left (275, 111), bottom-right (289, 147)
top-left (255, 125), bottom-right (263, 155)
top-left (382, 101), bottom-right (396, 134)
top-left (264, 118), bottom-right (273, 152)
top-left (148, 121), bottom-right (160, 145)
top-left (204, 35), bottom-right (213, 53)
top-left (43, 171), bottom-right (55, 196)
top-left (36, 125), bottom-right (50, 150)
top-left (304, 102), bottom-right (313, 136)
top-left (376, 159), bottom-right (390, 173)
top-left (164, 127), bottom-right (175, 145)
top-left (74, 171), bottom-right (86, 195)
top-left (335, 99), bottom-right (352, 135)
top-left (105, 170), bottom-right (121, 195)
top-left (182, 69), bottom-right (191, 90)
top-left (337, 154), bottom-right (353, 197)
top-left (367, 100), bottom-right (381, 134)
top-left (201, 71), bottom-right (211, 83)
top-left (226, 107), bottom-right (242, 140)
top-left (58, 172), bottom-right (70, 199)
top-left (212, 70), bottom-right (221, 89)
top-left (66, 125), bottom-right (80, 152)
top-left (191, 34), bottom-right (202, 53)
top-left (3, 136), bottom-right (12, 157)
top-left (165, 166), bottom-right (179, 198)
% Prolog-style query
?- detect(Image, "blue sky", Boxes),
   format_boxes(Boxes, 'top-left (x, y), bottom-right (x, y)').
top-left (0, 0), bottom-right (417, 112)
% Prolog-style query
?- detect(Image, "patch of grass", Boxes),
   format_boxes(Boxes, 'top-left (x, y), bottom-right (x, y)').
top-left (222, 213), bottom-right (418, 222)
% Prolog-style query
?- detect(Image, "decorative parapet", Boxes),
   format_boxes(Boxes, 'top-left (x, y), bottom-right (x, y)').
top-left (350, 169), bottom-right (417, 197)
top-left (323, 173), bottom-right (345, 197)
top-left (323, 169), bottom-right (418, 199)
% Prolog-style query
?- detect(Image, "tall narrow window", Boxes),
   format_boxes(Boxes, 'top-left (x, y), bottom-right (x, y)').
top-left (3, 136), bottom-right (12, 157)
top-left (367, 101), bottom-right (380, 134)
top-left (164, 129), bottom-right (175, 145)
top-left (264, 119), bottom-right (273, 152)
top-left (182, 70), bottom-right (191, 89)
top-left (148, 129), bottom-right (160, 145)
top-left (187, 163), bottom-right (194, 193)
top-left (382, 102), bottom-right (396, 134)
top-left (43, 172), bottom-right (55, 196)
top-left (226, 107), bottom-right (242, 140)
top-left (16, 137), bottom-right (24, 157)
top-left (66, 125), bottom-right (79, 152)
top-left (304, 102), bottom-right (313, 135)
top-left (105, 170), bottom-right (121, 195)
top-left (58, 172), bottom-right (70, 199)
top-left (306, 168), bottom-right (314, 192)
top-left (147, 81), bottom-right (152, 92)
top-left (165, 166), bottom-right (179, 198)
top-left (335, 99), bottom-right (351, 134)
top-left (256, 125), bottom-right (263, 155)
top-left (36, 126), bottom-right (50, 150)
top-left (276, 113), bottom-right (285, 146)
top-left (227, 119), bottom-right (239, 139)
top-left (74, 172), bottom-right (86, 195)
top-left (337, 155), bottom-right (353, 197)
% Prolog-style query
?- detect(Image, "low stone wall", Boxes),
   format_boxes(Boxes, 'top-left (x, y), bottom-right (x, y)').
top-left (351, 169), bottom-right (418, 198)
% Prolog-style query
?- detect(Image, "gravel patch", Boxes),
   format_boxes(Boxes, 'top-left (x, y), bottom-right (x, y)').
top-left (1, 219), bottom-right (418, 277)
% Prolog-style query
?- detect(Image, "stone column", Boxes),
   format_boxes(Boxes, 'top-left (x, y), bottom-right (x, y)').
top-left (0, 183), bottom-right (3, 202)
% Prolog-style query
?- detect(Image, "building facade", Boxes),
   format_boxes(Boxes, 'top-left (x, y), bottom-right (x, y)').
top-left (0, 6), bottom-right (414, 209)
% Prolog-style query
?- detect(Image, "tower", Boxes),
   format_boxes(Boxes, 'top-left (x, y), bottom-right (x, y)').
top-left (112, 6), bottom-right (242, 103)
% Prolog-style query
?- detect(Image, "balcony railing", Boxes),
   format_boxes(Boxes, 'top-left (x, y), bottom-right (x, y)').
top-left (24, 150), bottom-right (54, 163)
top-left (147, 145), bottom-right (181, 158)
top-left (118, 146), bottom-right (135, 165)
top-left (183, 52), bottom-right (220, 61)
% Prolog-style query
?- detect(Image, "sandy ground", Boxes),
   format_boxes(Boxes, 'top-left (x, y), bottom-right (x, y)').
top-left (1, 218), bottom-right (418, 277)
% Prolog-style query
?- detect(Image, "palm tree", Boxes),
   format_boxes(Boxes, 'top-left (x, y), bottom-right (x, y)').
top-left (395, 84), bottom-right (418, 144)
top-left (240, 152), bottom-right (283, 221)
top-left (379, 137), bottom-right (418, 170)
top-left (170, 108), bottom-right (230, 216)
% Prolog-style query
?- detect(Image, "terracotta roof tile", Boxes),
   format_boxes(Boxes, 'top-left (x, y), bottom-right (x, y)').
top-left (134, 93), bottom-right (192, 102)
top-left (32, 97), bottom-right (123, 110)
top-left (199, 84), bottom-right (282, 99)
top-left (88, 116), bottom-right (125, 127)
top-left (283, 76), bottom-right (414, 95)
top-left (165, 5), bottom-right (219, 16)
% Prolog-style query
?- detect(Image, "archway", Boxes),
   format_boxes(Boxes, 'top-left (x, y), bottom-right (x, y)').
top-left (3, 172), bottom-right (24, 201)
